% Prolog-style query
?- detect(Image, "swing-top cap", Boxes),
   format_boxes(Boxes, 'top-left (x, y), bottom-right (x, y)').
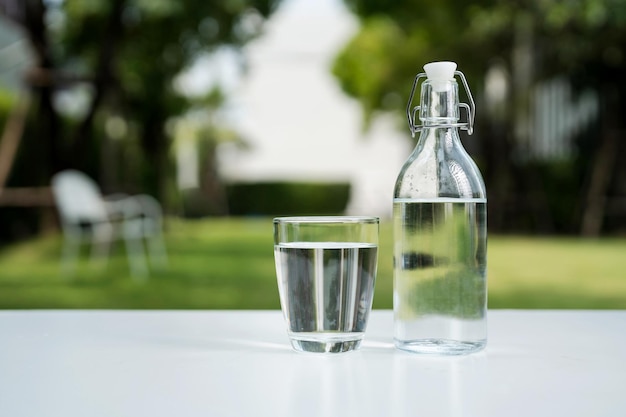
top-left (406, 60), bottom-right (475, 136)
top-left (423, 61), bottom-right (456, 91)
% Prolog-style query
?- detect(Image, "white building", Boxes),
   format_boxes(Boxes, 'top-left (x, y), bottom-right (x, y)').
top-left (215, 0), bottom-right (412, 218)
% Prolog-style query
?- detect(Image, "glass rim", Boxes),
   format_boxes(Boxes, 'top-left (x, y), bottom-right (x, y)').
top-left (273, 216), bottom-right (379, 224)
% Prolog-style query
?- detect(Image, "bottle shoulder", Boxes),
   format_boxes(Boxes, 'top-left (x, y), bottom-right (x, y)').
top-left (394, 141), bottom-right (486, 199)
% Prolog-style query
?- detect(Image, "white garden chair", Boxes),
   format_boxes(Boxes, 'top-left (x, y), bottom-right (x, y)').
top-left (51, 170), bottom-right (167, 279)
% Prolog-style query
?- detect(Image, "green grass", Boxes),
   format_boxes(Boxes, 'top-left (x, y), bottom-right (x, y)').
top-left (0, 218), bottom-right (624, 309)
top-left (487, 236), bottom-right (626, 309)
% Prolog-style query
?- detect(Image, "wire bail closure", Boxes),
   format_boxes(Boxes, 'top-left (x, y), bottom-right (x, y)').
top-left (406, 70), bottom-right (475, 138)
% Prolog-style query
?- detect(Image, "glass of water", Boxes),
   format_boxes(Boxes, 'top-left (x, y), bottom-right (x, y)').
top-left (273, 216), bottom-right (379, 353)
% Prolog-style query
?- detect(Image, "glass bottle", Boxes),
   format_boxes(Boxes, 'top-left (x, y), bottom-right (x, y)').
top-left (393, 61), bottom-right (487, 355)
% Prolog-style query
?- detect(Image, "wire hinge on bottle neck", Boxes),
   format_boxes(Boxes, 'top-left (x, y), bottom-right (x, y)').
top-left (406, 70), bottom-right (475, 138)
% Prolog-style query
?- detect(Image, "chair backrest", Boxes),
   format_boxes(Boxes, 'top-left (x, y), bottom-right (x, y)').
top-left (51, 170), bottom-right (109, 223)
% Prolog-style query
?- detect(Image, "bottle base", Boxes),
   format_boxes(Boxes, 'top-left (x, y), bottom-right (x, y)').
top-left (394, 338), bottom-right (486, 356)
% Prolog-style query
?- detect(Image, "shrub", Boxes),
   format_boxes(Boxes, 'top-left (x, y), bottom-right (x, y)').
top-left (225, 181), bottom-right (351, 216)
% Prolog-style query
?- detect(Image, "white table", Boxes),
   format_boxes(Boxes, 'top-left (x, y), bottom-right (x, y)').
top-left (0, 310), bottom-right (624, 417)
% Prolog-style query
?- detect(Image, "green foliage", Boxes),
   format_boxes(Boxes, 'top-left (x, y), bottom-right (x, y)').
top-left (335, 0), bottom-right (626, 235)
top-left (334, 0), bottom-right (493, 123)
top-left (332, 16), bottom-right (405, 122)
top-left (1, 0), bottom-right (281, 208)
top-left (0, 89), bottom-right (17, 120)
top-left (225, 182), bottom-right (351, 216)
top-left (335, 0), bottom-right (626, 119)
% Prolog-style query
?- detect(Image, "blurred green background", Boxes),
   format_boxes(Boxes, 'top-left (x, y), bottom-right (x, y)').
top-left (0, 0), bottom-right (625, 309)
top-left (1, 218), bottom-right (625, 309)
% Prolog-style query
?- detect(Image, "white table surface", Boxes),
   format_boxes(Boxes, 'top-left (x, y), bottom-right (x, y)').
top-left (0, 310), bottom-right (624, 417)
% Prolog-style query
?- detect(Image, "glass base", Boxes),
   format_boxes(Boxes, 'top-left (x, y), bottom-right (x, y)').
top-left (289, 332), bottom-right (363, 353)
top-left (395, 338), bottom-right (486, 356)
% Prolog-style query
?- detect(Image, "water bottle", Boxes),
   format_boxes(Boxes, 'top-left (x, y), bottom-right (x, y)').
top-left (393, 61), bottom-right (487, 355)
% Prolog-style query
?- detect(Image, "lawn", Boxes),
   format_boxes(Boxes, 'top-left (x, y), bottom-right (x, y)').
top-left (0, 217), bottom-right (624, 310)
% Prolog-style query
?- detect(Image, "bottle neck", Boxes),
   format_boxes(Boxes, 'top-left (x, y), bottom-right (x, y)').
top-left (415, 125), bottom-right (462, 155)
top-left (419, 79), bottom-right (460, 127)
top-left (414, 80), bottom-right (463, 153)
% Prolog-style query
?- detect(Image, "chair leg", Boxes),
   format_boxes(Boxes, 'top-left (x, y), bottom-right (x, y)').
top-left (147, 233), bottom-right (168, 268)
top-left (90, 223), bottom-right (113, 268)
top-left (60, 227), bottom-right (81, 277)
top-left (123, 218), bottom-right (149, 279)
top-left (143, 217), bottom-right (168, 268)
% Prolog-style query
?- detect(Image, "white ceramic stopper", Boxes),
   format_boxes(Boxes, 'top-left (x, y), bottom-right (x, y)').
top-left (423, 61), bottom-right (457, 91)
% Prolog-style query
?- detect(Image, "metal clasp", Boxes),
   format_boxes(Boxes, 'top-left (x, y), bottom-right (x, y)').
top-left (406, 70), bottom-right (476, 137)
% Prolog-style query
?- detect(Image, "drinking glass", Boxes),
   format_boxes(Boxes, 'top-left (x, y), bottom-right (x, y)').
top-left (273, 216), bottom-right (379, 353)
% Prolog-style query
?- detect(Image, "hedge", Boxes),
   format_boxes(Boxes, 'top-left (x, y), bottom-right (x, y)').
top-left (225, 181), bottom-right (351, 216)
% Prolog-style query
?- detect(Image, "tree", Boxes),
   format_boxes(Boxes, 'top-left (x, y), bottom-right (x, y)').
top-left (333, 0), bottom-right (626, 235)
top-left (0, 0), bottom-right (280, 207)
top-left (0, 0), bottom-right (280, 243)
